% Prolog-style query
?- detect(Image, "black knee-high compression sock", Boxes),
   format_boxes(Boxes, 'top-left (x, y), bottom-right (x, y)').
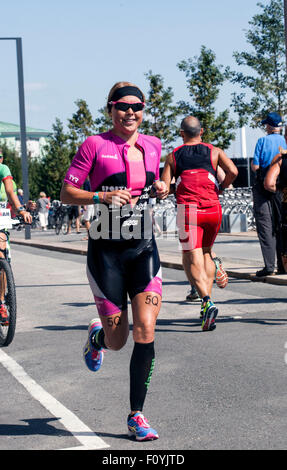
top-left (91, 328), bottom-right (106, 350)
top-left (129, 341), bottom-right (155, 413)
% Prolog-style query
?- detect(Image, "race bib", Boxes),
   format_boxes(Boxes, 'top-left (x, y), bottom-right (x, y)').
top-left (0, 203), bottom-right (12, 229)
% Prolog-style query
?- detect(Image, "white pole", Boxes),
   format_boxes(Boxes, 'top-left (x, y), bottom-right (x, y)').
top-left (240, 126), bottom-right (250, 187)
top-left (240, 126), bottom-right (247, 158)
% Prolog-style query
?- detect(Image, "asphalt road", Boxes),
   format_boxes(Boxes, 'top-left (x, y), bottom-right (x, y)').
top-left (1, 244), bottom-right (287, 451)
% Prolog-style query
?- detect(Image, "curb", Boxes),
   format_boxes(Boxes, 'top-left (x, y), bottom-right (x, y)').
top-left (11, 239), bottom-right (287, 286)
top-left (160, 259), bottom-right (287, 286)
top-left (11, 240), bottom-right (87, 256)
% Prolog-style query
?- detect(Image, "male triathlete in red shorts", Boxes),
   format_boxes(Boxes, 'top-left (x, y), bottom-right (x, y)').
top-left (161, 116), bottom-right (238, 331)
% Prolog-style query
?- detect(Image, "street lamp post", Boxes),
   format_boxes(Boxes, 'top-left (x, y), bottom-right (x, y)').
top-left (0, 37), bottom-right (31, 239)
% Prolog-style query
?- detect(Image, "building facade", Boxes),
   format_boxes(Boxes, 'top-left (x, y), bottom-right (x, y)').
top-left (0, 121), bottom-right (50, 158)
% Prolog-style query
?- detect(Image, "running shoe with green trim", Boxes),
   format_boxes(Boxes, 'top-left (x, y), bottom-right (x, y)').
top-left (201, 300), bottom-right (218, 331)
top-left (127, 412), bottom-right (159, 441)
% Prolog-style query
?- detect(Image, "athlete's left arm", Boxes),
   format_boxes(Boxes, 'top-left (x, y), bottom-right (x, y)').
top-left (217, 148), bottom-right (238, 189)
top-left (264, 154), bottom-right (282, 193)
top-left (160, 152), bottom-right (175, 195)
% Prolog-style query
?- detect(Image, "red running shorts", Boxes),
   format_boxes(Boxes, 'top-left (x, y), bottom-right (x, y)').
top-left (177, 203), bottom-right (222, 252)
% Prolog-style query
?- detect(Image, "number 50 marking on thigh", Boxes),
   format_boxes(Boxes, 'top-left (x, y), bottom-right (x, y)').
top-left (145, 294), bottom-right (159, 306)
top-left (107, 315), bottom-right (122, 327)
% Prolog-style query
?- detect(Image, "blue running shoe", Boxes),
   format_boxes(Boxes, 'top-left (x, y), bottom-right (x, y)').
top-left (201, 300), bottom-right (218, 331)
top-left (127, 413), bottom-right (159, 441)
top-left (83, 319), bottom-right (104, 372)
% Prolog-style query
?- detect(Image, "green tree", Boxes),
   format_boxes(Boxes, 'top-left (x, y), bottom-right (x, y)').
top-left (177, 46), bottom-right (236, 149)
top-left (40, 118), bottom-right (71, 200)
top-left (28, 157), bottom-right (44, 200)
top-left (94, 105), bottom-right (112, 133)
top-left (231, 0), bottom-right (287, 127)
top-left (141, 71), bottom-right (179, 153)
top-left (1, 143), bottom-right (22, 187)
top-left (0, 143), bottom-right (42, 200)
top-left (68, 99), bottom-right (97, 153)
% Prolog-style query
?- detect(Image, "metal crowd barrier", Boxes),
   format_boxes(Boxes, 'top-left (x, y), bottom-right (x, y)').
top-left (152, 187), bottom-right (256, 234)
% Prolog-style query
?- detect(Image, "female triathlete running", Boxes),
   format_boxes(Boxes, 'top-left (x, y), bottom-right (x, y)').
top-left (60, 82), bottom-right (168, 441)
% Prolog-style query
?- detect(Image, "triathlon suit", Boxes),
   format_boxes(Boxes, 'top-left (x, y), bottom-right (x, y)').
top-left (173, 143), bottom-right (222, 251)
top-left (64, 131), bottom-right (162, 316)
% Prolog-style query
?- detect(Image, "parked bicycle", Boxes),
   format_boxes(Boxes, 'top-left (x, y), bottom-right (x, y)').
top-left (54, 203), bottom-right (70, 235)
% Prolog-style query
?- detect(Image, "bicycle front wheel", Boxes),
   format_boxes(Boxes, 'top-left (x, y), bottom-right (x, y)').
top-left (55, 216), bottom-right (61, 235)
top-left (62, 215), bottom-right (69, 235)
top-left (0, 259), bottom-right (17, 347)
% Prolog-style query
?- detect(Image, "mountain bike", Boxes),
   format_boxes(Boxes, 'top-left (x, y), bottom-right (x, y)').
top-left (0, 205), bottom-right (20, 346)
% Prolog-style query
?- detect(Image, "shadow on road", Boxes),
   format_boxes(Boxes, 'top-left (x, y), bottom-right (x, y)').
top-left (0, 418), bottom-right (70, 437)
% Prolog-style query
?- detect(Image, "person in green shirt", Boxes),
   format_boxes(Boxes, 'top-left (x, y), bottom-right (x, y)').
top-left (0, 150), bottom-right (31, 219)
top-left (0, 149), bottom-right (32, 324)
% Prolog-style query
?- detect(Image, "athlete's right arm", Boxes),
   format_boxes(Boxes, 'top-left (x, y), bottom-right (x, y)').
top-left (160, 152), bottom-right (175, 194)
top-left (60, 182), bottom-right (100, 205)
top-left (60, 183), bottom-right (132, 207)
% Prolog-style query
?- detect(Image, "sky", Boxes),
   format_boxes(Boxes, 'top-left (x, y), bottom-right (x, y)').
top-left (1, 0), bottom-right (269, 157)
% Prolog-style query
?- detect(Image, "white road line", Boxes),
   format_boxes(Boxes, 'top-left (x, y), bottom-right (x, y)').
top-left (0, 349), bottom-right (109, 450)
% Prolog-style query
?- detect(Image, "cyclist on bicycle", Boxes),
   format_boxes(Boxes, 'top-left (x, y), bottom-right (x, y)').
top-left (0, 150), bottom-right (32, 324)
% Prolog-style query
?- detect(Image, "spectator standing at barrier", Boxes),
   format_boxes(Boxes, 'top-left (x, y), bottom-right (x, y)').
top-left (251, 112), bottom-right (287, 276)
top-left (37, 192), bottom-right (50, 231)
